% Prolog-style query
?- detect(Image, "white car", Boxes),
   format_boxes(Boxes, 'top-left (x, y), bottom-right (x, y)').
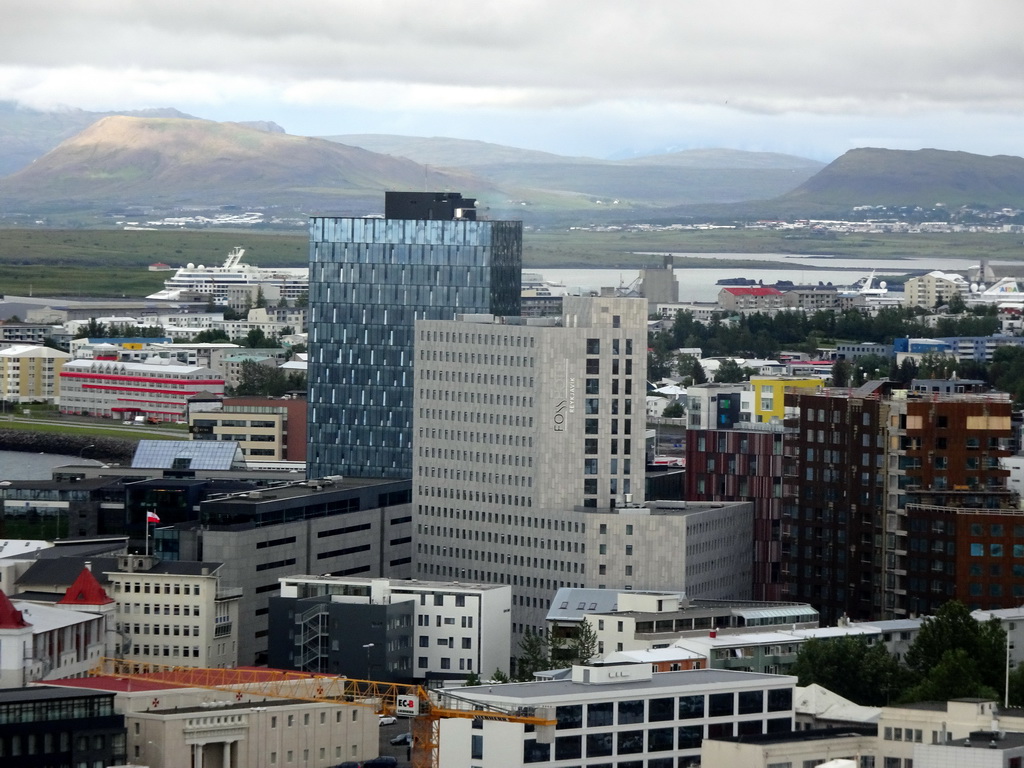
top-left (378, 715), bottom-right (397, 726)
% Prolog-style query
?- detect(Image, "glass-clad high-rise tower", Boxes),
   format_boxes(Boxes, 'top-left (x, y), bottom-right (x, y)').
top-left (307, 192), bottom-right (522, 479)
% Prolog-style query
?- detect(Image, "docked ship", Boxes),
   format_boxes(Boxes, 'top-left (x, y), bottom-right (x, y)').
top-left (147, 247), bottom-right (309, 303)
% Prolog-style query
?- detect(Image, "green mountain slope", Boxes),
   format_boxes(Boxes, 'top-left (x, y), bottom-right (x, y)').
top-left (779, 147), bottom-right (1024, 208)
top-left (325, 134), bottom-right (824, 210)
top-left (0, 116), bottom-right (485, 214)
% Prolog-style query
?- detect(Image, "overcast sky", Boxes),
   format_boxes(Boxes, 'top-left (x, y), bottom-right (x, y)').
top-left (2, 0), bottom-right (1022, 161)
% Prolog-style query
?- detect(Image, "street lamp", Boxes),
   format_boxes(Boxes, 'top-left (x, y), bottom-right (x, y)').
top-left (78, 444), bottom-right (95, 460)
top-left (362, 643), bottom-right (374, 676)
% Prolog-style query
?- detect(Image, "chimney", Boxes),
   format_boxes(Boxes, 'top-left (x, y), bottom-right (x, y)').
top-left (710, 630), bottom-right (717, 638)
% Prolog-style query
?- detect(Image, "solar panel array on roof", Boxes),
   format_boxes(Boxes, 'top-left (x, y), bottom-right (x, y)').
top-left (131, 440), bottom-right (246, 470)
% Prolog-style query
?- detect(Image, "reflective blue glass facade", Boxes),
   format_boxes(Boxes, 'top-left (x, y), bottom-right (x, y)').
top-left (307, 214), bottom-right (521, 478)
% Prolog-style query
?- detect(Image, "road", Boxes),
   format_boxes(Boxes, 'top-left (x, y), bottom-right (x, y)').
top-left (2, 412), bottom-right (182, 438)
top-left (376, 719), bottom-right (413, 768)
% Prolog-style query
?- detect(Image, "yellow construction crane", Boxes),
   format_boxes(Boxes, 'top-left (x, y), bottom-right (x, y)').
top-left (91, 658), bottom-right (554, 768)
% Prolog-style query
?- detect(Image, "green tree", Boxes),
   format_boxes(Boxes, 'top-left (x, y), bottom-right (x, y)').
top-left (463, 672), bottom-right (482, 686)
top-left (490, 668), bottom-right (510, 683)
top-left (946, 292), bottom-right (967, 314)
top-left (648, 331), bottom-right (674, 380)
top-left (234, 361), bottom-right (289, 397)
top-left (678, 354), bottom-right (707, 384)
top-left (903, 601), bottom-right (1007, 699)
top-left (74, 317), bottom-right (108, 339)
top-left (661, 401), bottom-right (684, 418)
top-left (245, 328), bottom-right (269, 348)
top-left (900, 649), bottom-right (998, 703)
top-left (1008, 660), bottom-right (1024, 707)
top-left (714, 358), bottom-right (750, 383)
top-left (989, 347), bottom-right (1024, 404)
top-left (192, 329), bottom-right (231, 344)
top-left (830, 359), bottom-right (852, 387)
top-left (791, 636), bottom-right (907, 706)
top-left (516, 629), bottom-right (550, 681)
top-left (569, 618), bottom-right (599, 665)
top-left (254, 286), bottom-right (267, 308)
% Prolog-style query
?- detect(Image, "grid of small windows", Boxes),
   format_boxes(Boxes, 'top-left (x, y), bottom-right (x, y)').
top-left (521, 690), bottom-right (793, 763)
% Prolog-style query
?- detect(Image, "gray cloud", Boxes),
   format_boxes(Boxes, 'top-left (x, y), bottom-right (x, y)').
top-left (1, 0), bottom-right (1022, 158)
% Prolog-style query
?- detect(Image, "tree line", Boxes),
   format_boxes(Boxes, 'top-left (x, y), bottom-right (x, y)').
top-left (792, 602), bottom-right (1024, 707)
top-left (650, 305), bottom-right (999, 378)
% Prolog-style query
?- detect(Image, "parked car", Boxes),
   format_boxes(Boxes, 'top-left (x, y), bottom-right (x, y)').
top-left (389, 732), bottom-right (412, 745)
top-left (333, 763), bottom-right (361, 768)
top-left (362, 758), bottom-right (398, 768)
top-left (377, 715), bottom-right (397, 726)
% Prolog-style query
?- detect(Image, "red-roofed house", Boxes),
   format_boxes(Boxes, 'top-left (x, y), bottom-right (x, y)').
top-left (0, 587), bottom-right (110, 687)
top-left (718, 285), bottom-right (785, 313)
top-left (59, 567), bottom-right (114, 607)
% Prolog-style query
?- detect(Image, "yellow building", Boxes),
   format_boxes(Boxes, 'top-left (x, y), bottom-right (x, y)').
top-left (750, 376), bottom-right (822, 422)
top-left (0, 344), bottom-right (72, 404)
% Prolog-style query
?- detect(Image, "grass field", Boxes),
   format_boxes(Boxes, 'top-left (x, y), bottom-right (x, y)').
top-left (1, 227), bottom-right (1022, 297)
top-left (0, 416), bottom-right (185, 442)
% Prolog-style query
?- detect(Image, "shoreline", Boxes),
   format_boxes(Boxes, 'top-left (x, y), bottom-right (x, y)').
top-left (0, 429), bottom-right (135, 464)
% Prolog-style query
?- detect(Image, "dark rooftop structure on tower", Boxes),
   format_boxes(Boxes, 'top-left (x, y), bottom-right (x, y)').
top-left (383, 191), bottom-right (477, 220)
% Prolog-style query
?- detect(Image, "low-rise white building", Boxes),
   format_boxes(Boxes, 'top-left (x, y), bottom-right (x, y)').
top-left (274, 575), bottom-right (512, 682)
top-left (47, 672), bottom-right (379, 768)
top-left (436, 664), bottom-right (796, 768)
top-left (0, 573), bottom-right (112, 688)
top-left (106, 554), bottom-right (241, 669)
top-left (59, 358), bottom-right (225, 421)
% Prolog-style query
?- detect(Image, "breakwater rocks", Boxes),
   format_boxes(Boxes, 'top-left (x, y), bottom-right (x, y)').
top-left (0, 429), bottom-right (135, 464)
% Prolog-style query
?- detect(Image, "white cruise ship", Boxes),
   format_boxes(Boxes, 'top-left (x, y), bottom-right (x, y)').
top-left (147, 247), bottom-right (309, 302)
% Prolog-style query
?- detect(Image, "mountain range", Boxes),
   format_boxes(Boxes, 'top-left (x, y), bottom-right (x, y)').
top-left (0, 102), bottom-right (1022, 224)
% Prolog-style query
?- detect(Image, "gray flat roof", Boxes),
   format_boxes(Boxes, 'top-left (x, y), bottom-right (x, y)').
top-left (447, 669), bottom-right (794, 704)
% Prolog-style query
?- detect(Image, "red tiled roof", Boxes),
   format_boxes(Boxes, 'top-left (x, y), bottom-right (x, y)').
top-left (722, 286), bottom-right (784, 297)
top-left (0, 589), bottom-right (31, 629)
top-left (59, 568), bottom-right (114, 606)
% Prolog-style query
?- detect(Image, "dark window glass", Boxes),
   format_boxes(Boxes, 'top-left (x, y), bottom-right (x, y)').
top-left (617, 699), bottom-right (644, 724)
top-left (767, 688), bottom-right (793, 712)
top-left (678, 725), bottom-right (703, 748)
top-left (648, 727), bottom-right (674, 751)
top-left (709, 692), bottom-right (733, 717)
top-left (707, 722), bottom-right (733, 738)
top-left (679, 695), bottom-right (704, 719)
top-left (554, 735), bottom-right (581, 760)
top-left (556, 705), bottom-right (582, 730)
top-left (738, 690), bottom-right (763, 715)
top-left (766, 716), bottom-right (792, 733)
top-left (649, 696), bottom-right (674, 722)
top-left (523, 740), bottom-right (550, 763)
top-left (471, 734), bottom-right (482, 760)
top-left (586, 732), bottom-right (613, 757)
top-left (738, 719), bottom-right (763, 736)
top-left (617, 730), bottom-right (644, 754)
top-left (587, 702), bottom-right (613, 728)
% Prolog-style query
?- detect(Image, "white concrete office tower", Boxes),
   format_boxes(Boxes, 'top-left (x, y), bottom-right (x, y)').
top-left (415, 296), bottom-right (649, 513)
top-left (413, 297), bottom-right (753, 637)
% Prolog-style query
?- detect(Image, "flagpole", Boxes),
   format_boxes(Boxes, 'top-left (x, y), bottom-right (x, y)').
top-left (145, 518), bottom-right (150, 557)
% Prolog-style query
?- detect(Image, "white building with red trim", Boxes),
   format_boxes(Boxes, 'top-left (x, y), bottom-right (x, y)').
top-left (59, 358), bottom-right (225, 422)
